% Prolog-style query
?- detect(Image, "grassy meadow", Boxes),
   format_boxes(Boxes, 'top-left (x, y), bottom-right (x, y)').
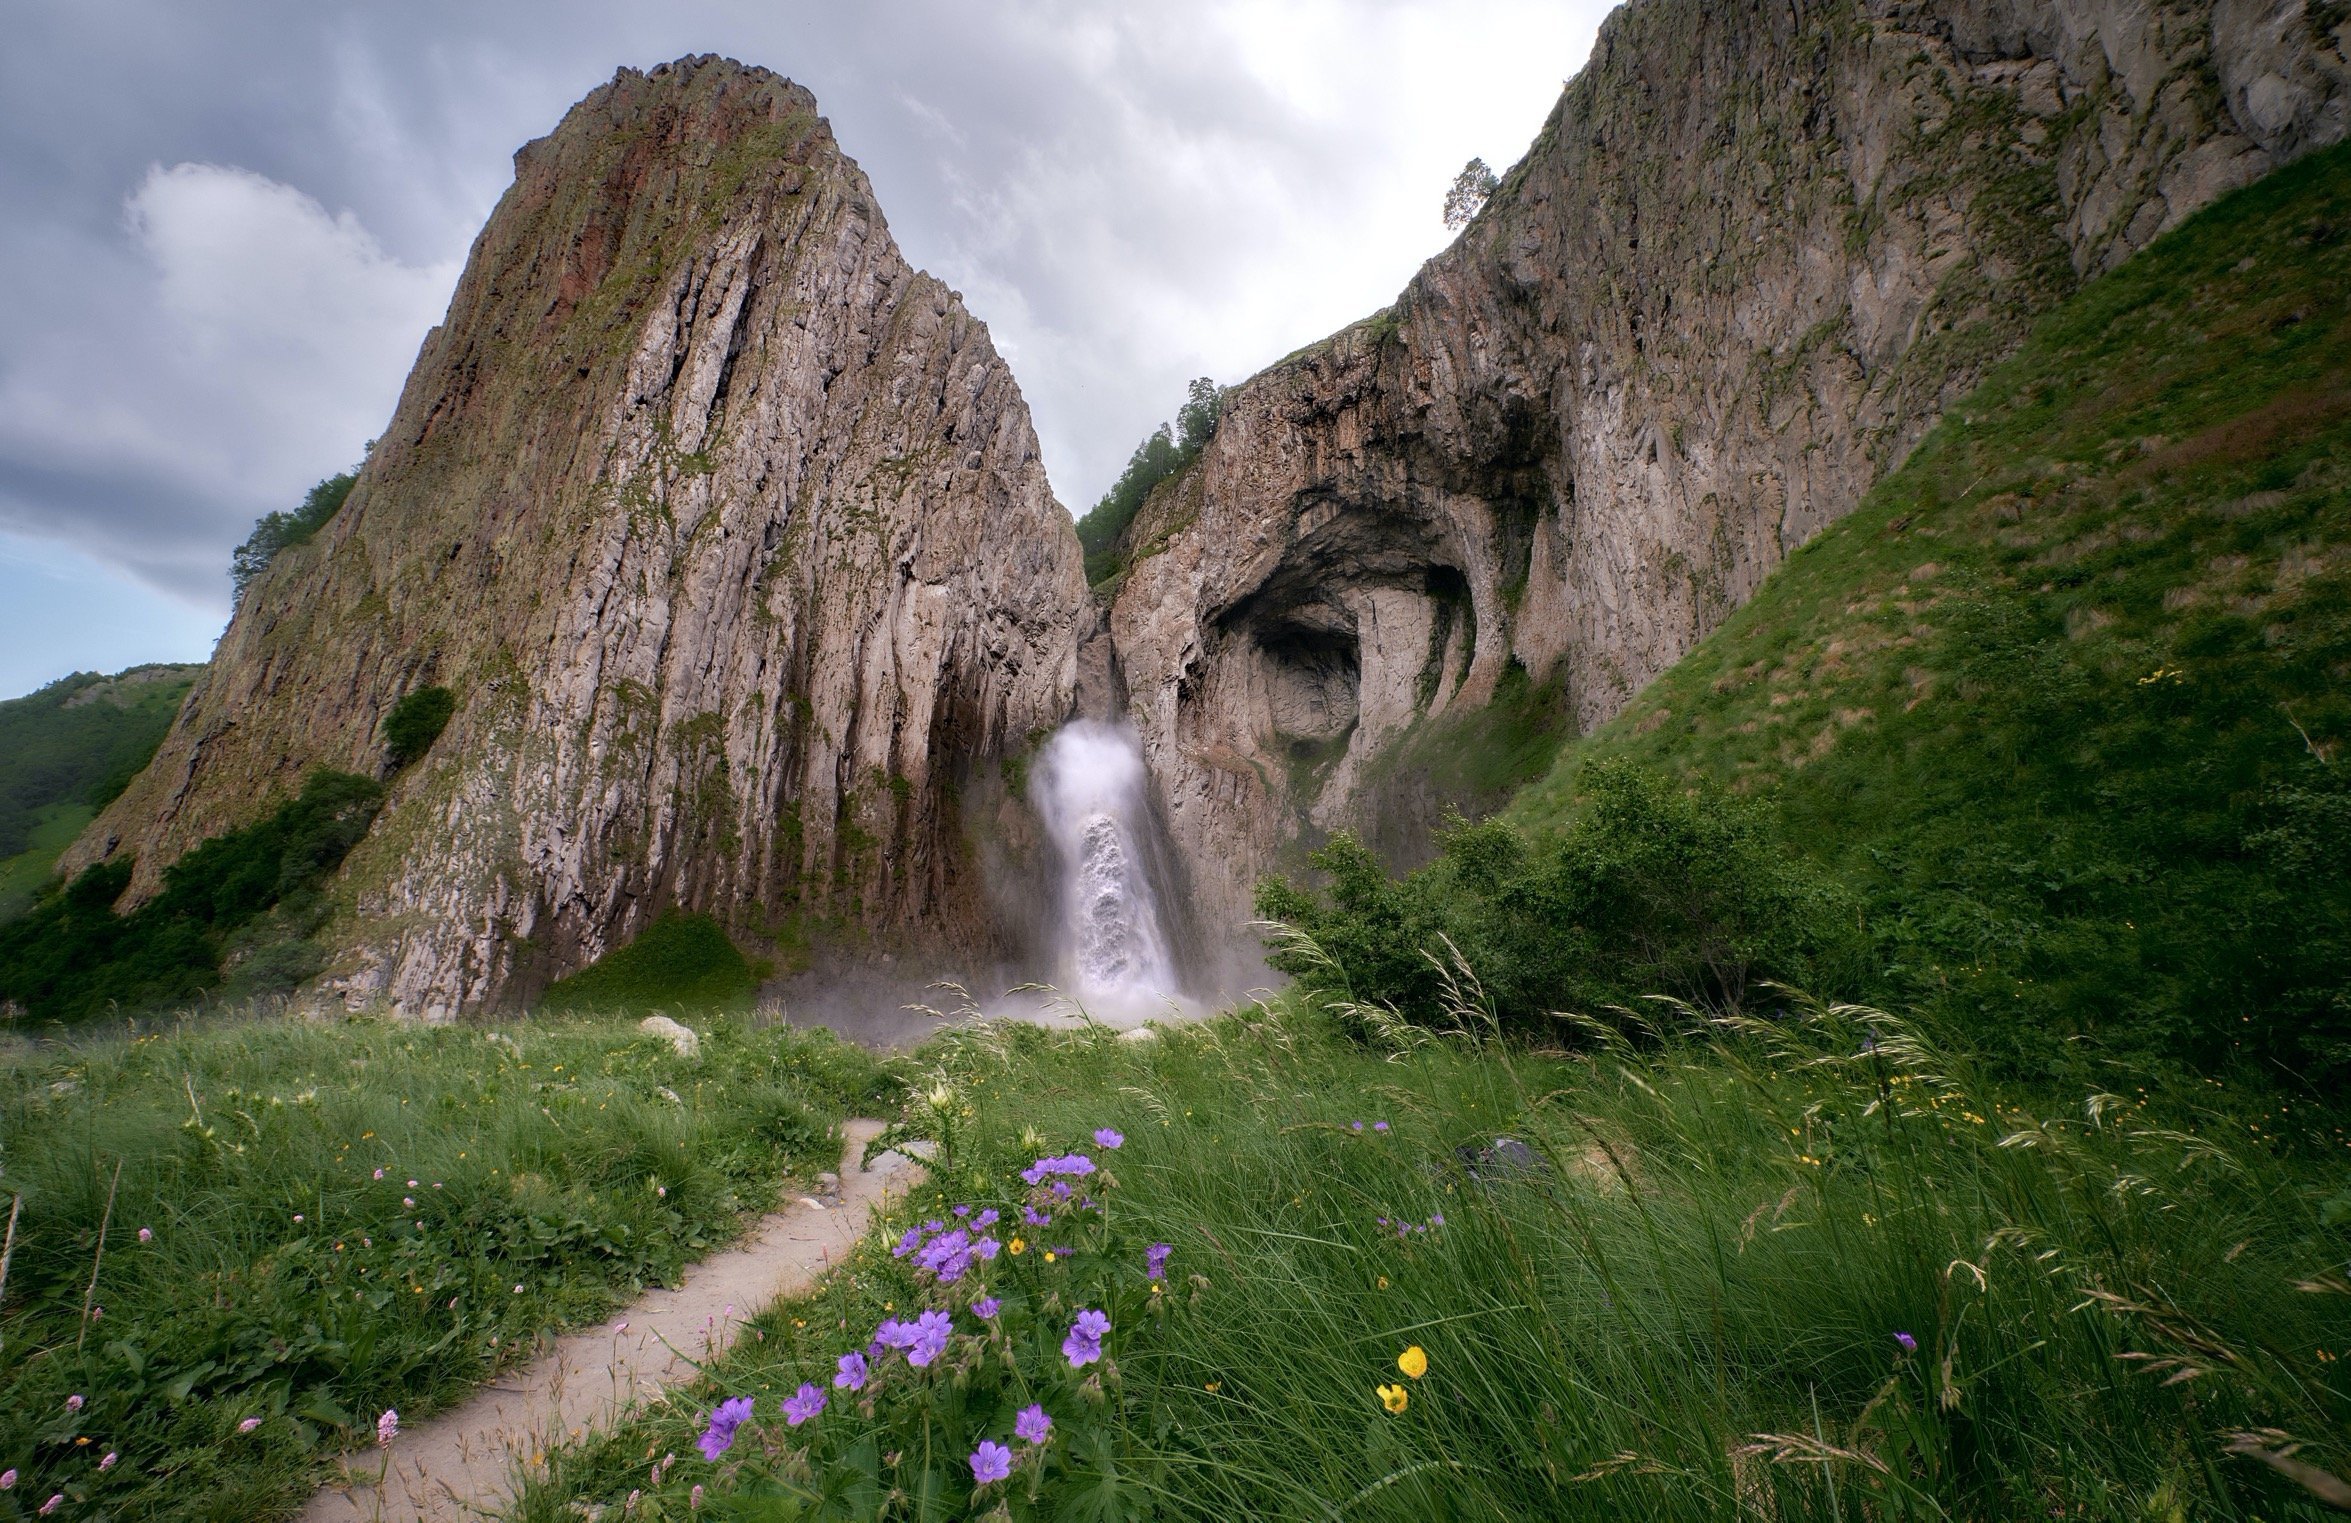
top-left (0, 1011), bottom-right (882, 1521)
top-left (512, 999), bottom-right (2351, 1522)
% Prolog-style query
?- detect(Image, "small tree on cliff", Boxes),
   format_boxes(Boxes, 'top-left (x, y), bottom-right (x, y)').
top-left (1444, 158), bottom-right (1499, 231)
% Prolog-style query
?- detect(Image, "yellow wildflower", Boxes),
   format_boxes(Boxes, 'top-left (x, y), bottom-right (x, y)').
top-left (1008, 1236), bottom-right (1026, 1256)
top-left (1398, 1345), bottom-right (1427, 1380)
top-left (1377, 1383), bottom-right (1409, 1414)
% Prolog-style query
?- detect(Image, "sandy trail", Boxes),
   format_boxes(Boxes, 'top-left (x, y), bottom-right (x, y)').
top-left (302, 1119), bottom-right (914, 1523)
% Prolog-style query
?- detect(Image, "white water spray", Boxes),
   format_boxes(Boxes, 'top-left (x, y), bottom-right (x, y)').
top-left (1030, 720), bottom-right (1180, 1015)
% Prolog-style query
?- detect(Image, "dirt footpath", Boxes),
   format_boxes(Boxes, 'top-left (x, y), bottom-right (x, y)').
top-left (302, 1119), bottom-right (912, 1522)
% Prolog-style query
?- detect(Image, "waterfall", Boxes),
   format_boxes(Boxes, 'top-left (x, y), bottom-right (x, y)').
top-left (1030, 720), bottom-right (1180, 1015)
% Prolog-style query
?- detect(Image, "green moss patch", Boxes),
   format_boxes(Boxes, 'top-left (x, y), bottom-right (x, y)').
top-left (539, 911), bottom-right (762, 1013)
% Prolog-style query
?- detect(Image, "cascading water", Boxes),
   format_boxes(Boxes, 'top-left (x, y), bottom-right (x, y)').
top-left (1030, 720), bottom-right (1181, 1015)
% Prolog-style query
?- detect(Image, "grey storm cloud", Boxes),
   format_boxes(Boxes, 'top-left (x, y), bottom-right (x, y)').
top-left (0, 0), bottom-right (1606, 614)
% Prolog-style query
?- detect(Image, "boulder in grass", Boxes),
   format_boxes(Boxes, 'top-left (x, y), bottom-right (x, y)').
top-left (638, 1014), bottom-right (700, 1059)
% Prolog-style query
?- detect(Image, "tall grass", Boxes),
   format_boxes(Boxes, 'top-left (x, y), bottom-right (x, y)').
top-left (0, 1009), bottom-right (882, 1521)
top-left (522, 993), bottom-right (2350, 1521)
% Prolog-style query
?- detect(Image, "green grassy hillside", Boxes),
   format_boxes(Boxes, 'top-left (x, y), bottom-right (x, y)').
top-left (1278, 141), bottom-right (2351, 1090)
top-left (0, 665), bottom-right (201, 920)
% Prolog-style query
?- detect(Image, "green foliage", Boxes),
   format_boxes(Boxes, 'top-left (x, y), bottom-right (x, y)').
top-left (229, 469), bottom-right (357, 605)
top-left (0, 770), bottom-right (382, 1023)
top-left (1074, 379), bottom-right (1224, 586)
top-left (381, 685), bottom-right (456, 771)
top-left (1260, 761), bottom-right (1865, 1038)
top-left (521, 1005), bottom-right (2351, 1522)
top-left (0, 666), bottom-right (198, 897)
top-left (0, 1012), bottom-right (883, 1521)
top-left (539, 912), bottom-right (762, 1014)
top-left (1509, 138), bottom-right (2351, 1085)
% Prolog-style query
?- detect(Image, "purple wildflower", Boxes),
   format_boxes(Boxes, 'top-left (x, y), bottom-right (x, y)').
top-left (1431, 1213), bottom-right (1445, 1227)
top-left (873, 1317), bottom-right (914, 1351)
top-left (972, 1207), bottom-right (999, 1230)
top-left (834, 1351), bottom-right (868, 1390)
top-left (974, 1235), bottom-right (1002, 1261)
top-left (1145, 1242), bottom-right (1173, 1281)
top-left (376, 1409), bottom-right (399, 1446)
top-left (1351, 1121), bottom-right (1364, 1132)
top-left (953, 1204), bottom-right (971, 1217)
top-left (892, 1225), bottom-right (927, 1258)
top-left (1023, 1205), bottom-right (1051, 1226)
top-left (907, 1309), bottom-right (953, 1367)
top-left (1094, 1128), bottom-right (1124, 1149)
top-left (972, 1295), bottom-right (1001, 1319)
top-left (917, 1228), bottom-right (974, 1282)
top-left (970, 1439), bottom-right (1013, 1486)
top-left (782, 1383), bottom-right (826, 1426)
top-left (697, 1396), bottom-right (754, 1460)
top-left (1894, 1331), bottom-right (1919, 1354)
top-left (1062, 1308), bottom-right (1110, 1368)
top-left (0, 1469), bottom-right (14, 1488)
top-left (1051, 1181), bottom-right (1073, 1199)
top-left (1374, 1120), bottom-right (1390, 1132)
top-left (1015, 1404), bottom-right (1053, 1444)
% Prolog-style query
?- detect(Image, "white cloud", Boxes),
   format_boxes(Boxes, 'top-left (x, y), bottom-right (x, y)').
top-left (0, 0), bottom-right (1611, 684)
top-left (0, 163), bottom-right (458, 607)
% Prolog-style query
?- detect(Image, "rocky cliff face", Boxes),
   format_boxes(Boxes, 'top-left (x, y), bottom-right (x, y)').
top-left (69, 57), bottom-right (1088, 1014)
top-left (1108, 0), bottom-right (2351, 931)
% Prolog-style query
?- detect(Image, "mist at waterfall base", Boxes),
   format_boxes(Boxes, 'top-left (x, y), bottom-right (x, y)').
top-left (762, 720), bottom-right (1223, 1048)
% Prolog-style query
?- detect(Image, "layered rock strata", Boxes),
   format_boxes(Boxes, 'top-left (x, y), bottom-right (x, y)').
top-left (1108, 0), bottom-right (2351, 929)
top-left (69, 57), bottom-right (1088, 1013)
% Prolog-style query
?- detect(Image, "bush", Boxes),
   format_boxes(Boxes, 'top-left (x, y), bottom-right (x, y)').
top-left (382, 684), bottom-right (456, 770)
top-left (0, 769), bottom-right (382, 1022)
top-left (1259, 761), bottom-right (1866, 1037)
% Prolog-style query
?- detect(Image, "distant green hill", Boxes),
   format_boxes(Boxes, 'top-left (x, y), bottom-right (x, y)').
top-left (0, 664), bottom-right (202, 918)
top-left (1275, 142), bottom-right (2351, 1090)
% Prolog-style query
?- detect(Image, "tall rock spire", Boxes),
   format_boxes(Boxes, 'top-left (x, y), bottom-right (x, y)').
top-left (69, 56), bottom-right (1089, 1013)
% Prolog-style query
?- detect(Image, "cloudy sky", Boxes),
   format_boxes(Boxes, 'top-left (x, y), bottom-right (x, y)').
top-left (0, 0), bottom-right (1611, 698)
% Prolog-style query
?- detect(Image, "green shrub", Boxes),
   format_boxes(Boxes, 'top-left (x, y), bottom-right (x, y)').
top-left (1259, 761), bottom-right (1866, 1037)
top-left (539, 912), bottom-right (761, 1013)
top-left (381, 685), bottom-right (456, 770)
top-left (0, 770), bottom-right (382, 1023)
